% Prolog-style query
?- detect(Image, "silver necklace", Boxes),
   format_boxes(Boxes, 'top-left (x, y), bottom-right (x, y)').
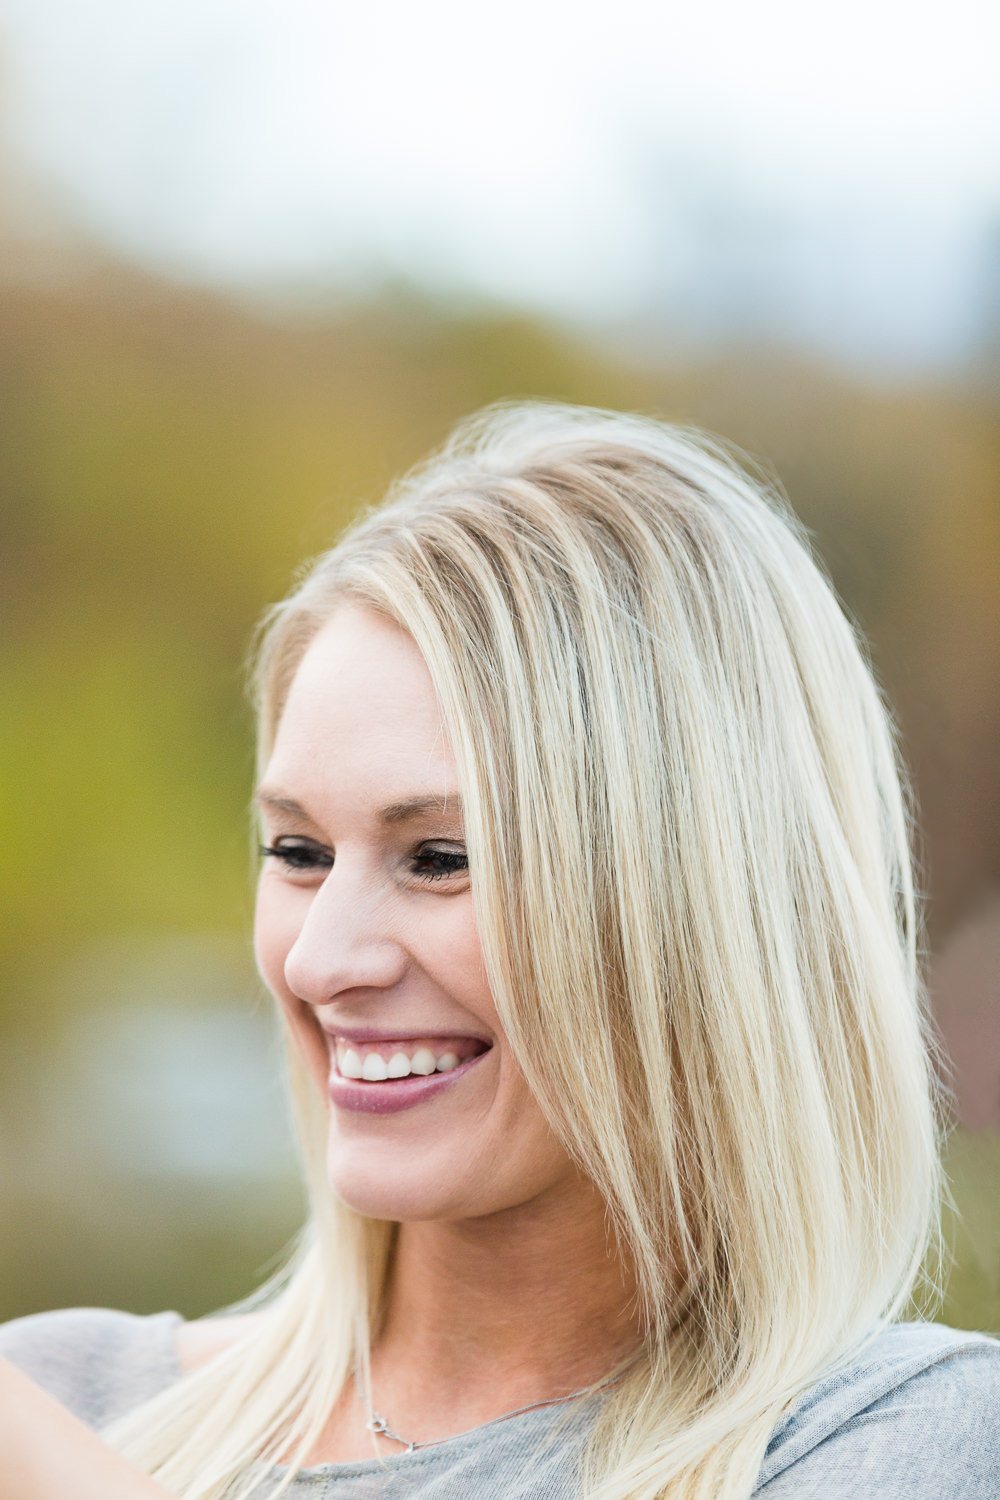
top-left (355, 1369), bottom-right (622, 1457)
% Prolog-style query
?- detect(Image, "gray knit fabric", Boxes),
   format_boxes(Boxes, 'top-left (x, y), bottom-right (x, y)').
top-left (2, 1309), bottom-right (999, 1496)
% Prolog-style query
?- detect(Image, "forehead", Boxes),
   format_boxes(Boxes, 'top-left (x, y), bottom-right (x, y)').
top-left (263, 604), bottom-right (457, 803)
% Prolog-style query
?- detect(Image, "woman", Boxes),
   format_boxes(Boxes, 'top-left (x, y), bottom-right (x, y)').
top-left (1, 401), bottom-right (998, 1500)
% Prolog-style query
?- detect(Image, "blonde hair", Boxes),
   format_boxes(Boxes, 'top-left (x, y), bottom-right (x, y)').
top-left (109, 402), bottom-right (940, 1499)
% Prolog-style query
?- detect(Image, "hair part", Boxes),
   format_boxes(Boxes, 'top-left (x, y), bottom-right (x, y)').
top-left (108, 401), bottom-right (941, 1500)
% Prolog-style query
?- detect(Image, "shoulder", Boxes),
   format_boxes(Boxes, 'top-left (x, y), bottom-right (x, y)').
top-left (174, 1311), bottom-right (269, 1372)
top-left (0, 1306), bottom-right (184, 1429)
top-left (756, 1322), bottom-right (1000, 1497)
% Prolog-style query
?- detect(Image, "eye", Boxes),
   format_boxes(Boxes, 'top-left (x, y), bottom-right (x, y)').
top-left (258, 837), bottom-right (333, 875)
top-left (410, 842), bottom-right (469, 883)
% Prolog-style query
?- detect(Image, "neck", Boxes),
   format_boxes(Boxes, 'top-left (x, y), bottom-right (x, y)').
top-left (369, 1172), bottom-right (643, 1433)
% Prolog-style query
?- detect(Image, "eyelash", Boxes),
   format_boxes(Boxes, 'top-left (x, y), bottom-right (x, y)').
top-left (258, 839), bottom-right (331, 873)
top-left (258, 838), bottom-right (469, 884)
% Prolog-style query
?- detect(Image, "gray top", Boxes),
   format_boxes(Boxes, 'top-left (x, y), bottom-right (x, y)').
top-left (1, 1308), bottom-right (999, 1497)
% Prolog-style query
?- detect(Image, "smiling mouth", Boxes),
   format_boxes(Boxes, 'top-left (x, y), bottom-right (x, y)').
top-left (332, 1035), bottom-right (490, 1083)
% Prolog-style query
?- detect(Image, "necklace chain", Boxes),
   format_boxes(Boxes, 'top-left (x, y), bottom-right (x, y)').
top-left (354, 1369), bottom-right (624, 1457)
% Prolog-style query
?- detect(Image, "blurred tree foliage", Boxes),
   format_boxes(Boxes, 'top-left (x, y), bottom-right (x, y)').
top-left (939, 1129), bottom-right (1000, 1333)
top-left (0, 265), bottom-right (998, 1328)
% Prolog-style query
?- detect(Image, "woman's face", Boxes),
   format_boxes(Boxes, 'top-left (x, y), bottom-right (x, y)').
top-left (254, 603), bottom-right (576, 1223)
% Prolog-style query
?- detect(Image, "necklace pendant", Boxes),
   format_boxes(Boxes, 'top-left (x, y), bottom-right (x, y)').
top-left (367, 1412), bottom-right (417, 1454)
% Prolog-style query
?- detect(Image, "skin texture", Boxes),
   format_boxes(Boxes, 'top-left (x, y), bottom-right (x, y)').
top-left (0, 1357), bottom-right (170, 1500)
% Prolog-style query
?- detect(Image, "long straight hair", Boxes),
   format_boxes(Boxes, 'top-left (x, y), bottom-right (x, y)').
top-left (108, 402), bottom-right (940, 1499)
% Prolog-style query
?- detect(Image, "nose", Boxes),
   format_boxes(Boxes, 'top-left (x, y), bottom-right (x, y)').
top-left (281, 860), bottom-right (408, 1008)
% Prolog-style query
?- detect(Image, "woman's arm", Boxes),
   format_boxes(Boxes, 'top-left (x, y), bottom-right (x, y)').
top-left (0, 1356), bottom-right (173, 1500)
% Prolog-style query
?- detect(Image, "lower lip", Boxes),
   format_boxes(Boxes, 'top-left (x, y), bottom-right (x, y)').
top-left (327, 1051), bottom-right (490, 1114)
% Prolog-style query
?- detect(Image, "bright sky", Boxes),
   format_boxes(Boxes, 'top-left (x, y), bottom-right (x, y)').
top-left (1, 0), bottom-right (998, 364)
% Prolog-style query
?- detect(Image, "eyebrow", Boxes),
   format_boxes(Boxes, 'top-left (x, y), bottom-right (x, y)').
top-left (380, 793), bottom-right (464, 825)
top-left (254, 790), bottom-right (310, 818)
top-left (254, 788), bottom-right (464, 825)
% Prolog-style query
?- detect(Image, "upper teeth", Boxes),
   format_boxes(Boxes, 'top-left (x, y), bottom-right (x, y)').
top-left (338, 1046), bottom-right (462, 1082)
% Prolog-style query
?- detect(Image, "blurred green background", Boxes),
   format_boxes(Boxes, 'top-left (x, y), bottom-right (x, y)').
top-left (0, 0), bottom-right (998, 1337)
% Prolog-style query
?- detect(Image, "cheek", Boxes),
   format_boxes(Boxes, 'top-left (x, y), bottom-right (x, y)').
top-left (414, 899), bottom-right (497, 1023)
top-left (254, 879), bottom-right (330, 1091)
top-left (253, 875), bottom-right (296, 999)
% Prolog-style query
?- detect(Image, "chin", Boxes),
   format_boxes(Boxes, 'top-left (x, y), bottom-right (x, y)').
top-left (324, 1125), bottom-right (576, 1225)
top-left (325, 1146), bottom-right (471, 1222)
